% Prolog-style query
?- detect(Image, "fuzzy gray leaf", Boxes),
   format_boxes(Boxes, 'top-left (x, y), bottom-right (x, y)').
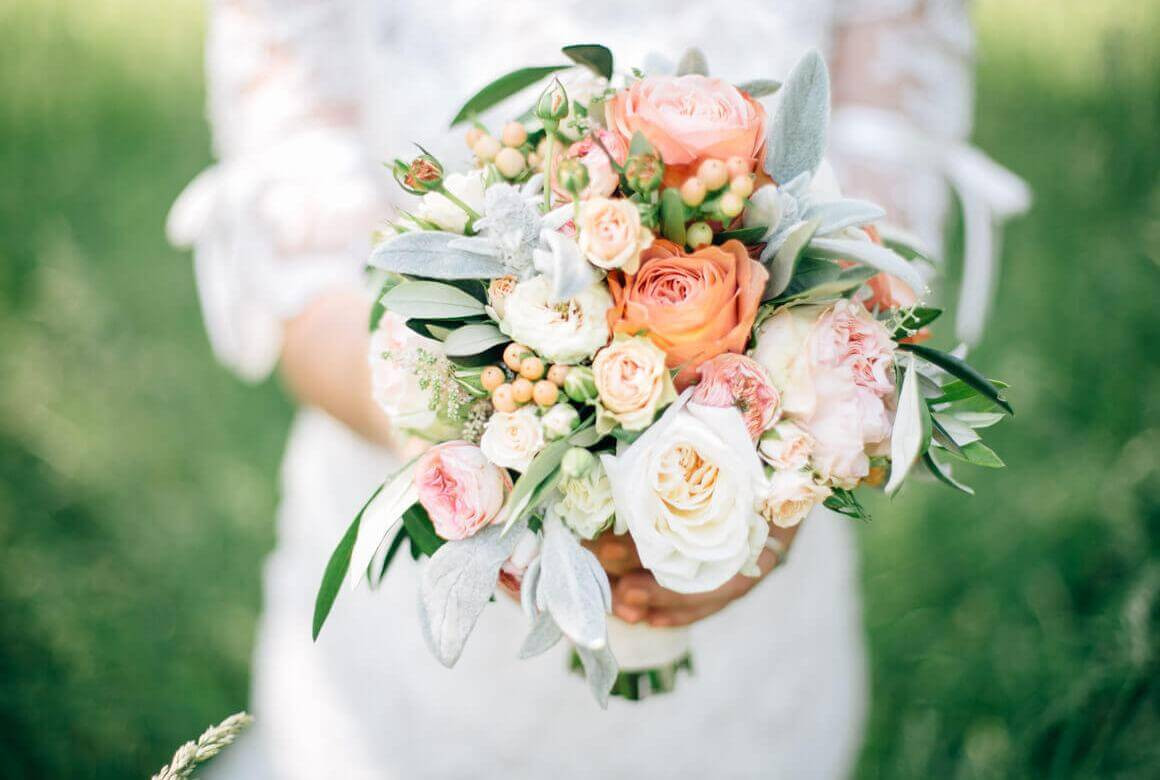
top-left (807, 236), bottom-right (928, 299)
top-left (538, 513), bottom-right (611, 651)
top-left (737, 78), bottom-right (781, 97)
top-left (802, 199), bottom-right (885, 236)
top-left (676, 48), bottom-right (708, 76)
top-left (763, 218), bottom-right (819, 299)
top-left (519, 611), bottom-right (563, 659)
top-left (764, 50), bottom-right (830, 185)
top-left (418, 520), bottom-right (528, 667)
top-left (519, 556), bottom-right (542, 619)
top-left (369, 231), bottom-right (508, 279)
top-left (575, 644), bottom-right (619, 708)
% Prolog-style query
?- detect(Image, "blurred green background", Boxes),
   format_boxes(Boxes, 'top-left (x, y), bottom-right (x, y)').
top-left (0, 0), bottom-right (1157, 776)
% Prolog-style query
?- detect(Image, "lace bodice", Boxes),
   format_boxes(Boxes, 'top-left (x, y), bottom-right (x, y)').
top-left (169, 0), bottom-right (1026, 381)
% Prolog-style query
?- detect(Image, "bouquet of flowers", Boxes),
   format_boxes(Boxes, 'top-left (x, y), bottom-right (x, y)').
top-left (312, 45), bottom-right (1013, 705)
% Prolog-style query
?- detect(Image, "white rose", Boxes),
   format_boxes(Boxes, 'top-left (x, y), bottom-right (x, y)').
top-left (750, 305), bottom-right (823, 418)
top-left (541, 403), bottom-right (580, 440)
top-left (479, 406), bottom-right (545, 472)
top-left (556, 462), bottom-right (615, 540)
top-left (414, 170), bottom-right (486, 234)
top-left (601, 396), bottom-right (769, 593)
top-left (499, 275), bottom-right (611, 364)
top-left (368, 311), bottom-right (438, 432)
top-left (759, 469), bottom-right (831, 528)
top-left (758, 421), bottom-right (815, 471)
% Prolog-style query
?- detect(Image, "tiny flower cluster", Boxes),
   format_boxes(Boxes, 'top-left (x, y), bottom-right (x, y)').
top-left (322, 45), bottom-right (1012, 705)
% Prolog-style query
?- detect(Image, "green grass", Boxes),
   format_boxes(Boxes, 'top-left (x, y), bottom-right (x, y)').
top-left (0, 1), bottom-right (1157, 777)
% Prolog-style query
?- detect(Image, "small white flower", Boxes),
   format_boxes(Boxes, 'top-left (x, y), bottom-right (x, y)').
top-left (499, 275), bottom-right (611, 364)
top-left (479, 406), bottom-right (545, 472)
top-left (541, 404), bottom-right (579, 440)
top-left (414, 170), bottom-right (486, 234)
top-left (556, 462), bottom-right (615, 540)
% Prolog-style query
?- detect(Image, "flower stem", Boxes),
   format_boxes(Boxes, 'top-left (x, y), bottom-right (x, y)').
top-left (437, 185), bottom-right (481, 232)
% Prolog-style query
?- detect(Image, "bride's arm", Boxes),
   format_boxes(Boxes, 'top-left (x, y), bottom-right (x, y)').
top-left (168, 0), bottom-right (393, 445)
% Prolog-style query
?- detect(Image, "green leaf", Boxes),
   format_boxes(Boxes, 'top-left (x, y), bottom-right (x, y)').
top-left (401, 504), bottom-right (445, 557)
top-left (562, 44), bottom-right (613, 79)
top-left (806, 237), bottom-right (927, 301)
top-left (369, 525), bottom-right (410, 588)
top-left (676, 48), bottom-right (708, 76)
top-left (899, 343), bottom-right (1014, 415)
top-left (737, 79), bottom-right (781, 97)
top-left (313, 485), bottom-right (382, 640)
top-left (764, 218), bottom-right (819, 299)
top-left (715, 226), bottom-right (768, 245)
top-left (929, 415), bottom-right (966, 458)
top-left (451, 65), bottom-right (571, 126)
top-left (885, 355), bottom-right (932, 496)
top-left (922, 451), bottom-right (974, 495)
top-left (947, 440), bottom-right (1006, 469)
top-left (778, 262), bottom-right (876, 303)
top-left (499, 423), bottom-right (594, 535)
top-left (442, 322), bottom-right (510, 357)
top-left (928, 378), bottom-right (1010, 405)
top-left (824, 488), bottom-right (872, 521)
top-left (660, 188), bottom-right (686, 246)
top-left (381, 280), bottom-right (486, 320)
top-left (892, 307), bottom-right (942, 338)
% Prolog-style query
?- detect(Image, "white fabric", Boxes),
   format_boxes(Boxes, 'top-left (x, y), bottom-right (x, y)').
top-left (167, 1), bottom-right (1019, 778)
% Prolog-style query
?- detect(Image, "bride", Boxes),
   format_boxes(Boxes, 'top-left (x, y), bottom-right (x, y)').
top-left (169, 2), bottom-right (1026, 777)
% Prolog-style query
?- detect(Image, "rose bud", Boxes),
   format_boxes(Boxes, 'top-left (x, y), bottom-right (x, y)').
top-left (624, 153), bottom-right (664, 193)
top-left (561, 446), bottom-right (597, 478)
top-left (556, 158), bottom-right (590, 199)
top-left (535, 78), bottom-right (570, 122)
top-left (563, 364), bottom-right (598, 404)
top-left (393, 150), bottom-right (444, 194)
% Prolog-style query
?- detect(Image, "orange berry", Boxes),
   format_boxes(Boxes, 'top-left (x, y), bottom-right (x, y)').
top-left (501, 122), bottom-right (528, 148)
top-left (481, 365), bottom-right (505, 392)
top-left (680, 177), bottom-right (707, 207)
top-left (465, 127), bottom-right (485, 149)
top-left (503, 342), bottom-right (529, 371)
top-left (472, 135), bottom-right (501, 162)
top-left (495, 147), bottom-right (526, 179)
top-left (533, 380), bottom-right (559, 407)
top-left (492, 384), bottom-right (516, 413)
top-left (547, 363), bottom-right (571, 387)
top-left (511, 377), bottom-right (534, 404)
top-left (519, 356), bottom-right (545, 380)
top-left (725, 156), bottom-right (751, 178)
top-left (697, 158), bottom-right (728, 190)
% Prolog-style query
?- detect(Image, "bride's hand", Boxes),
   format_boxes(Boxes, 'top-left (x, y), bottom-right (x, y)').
top-left (599, 524), bottom-right (800, 628)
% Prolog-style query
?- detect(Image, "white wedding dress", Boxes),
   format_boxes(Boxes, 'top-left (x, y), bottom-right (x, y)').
top-left (168, 2), bottom-right (1027, 778)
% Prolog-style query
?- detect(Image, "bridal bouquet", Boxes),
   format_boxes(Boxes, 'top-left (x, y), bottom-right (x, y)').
top-left (312, 45), bottom-right (1012, 705)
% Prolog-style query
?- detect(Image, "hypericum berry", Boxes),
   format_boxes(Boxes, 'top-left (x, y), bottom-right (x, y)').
top-left (481, 365), bottom-right (505, 392)
top-left (501, 122), bottom-right (528, 148)
top-left (492, 383), bottom-right (516, 413)
top-left (547, 363), bottom-right (570, 387)
top-left (527, 152), bottom-right (542, 169)
top-left (532, 380), bottom-right (559, 407)
top-left (511, 377), bottom-right (534, 404)
top-left (495, 147), bottom-right (526, 179)
top-left (687, 221), bottom-right (713, 249)
top-left (725, 156), bottom-right (751, 178)
top-left (503, 342), bottom-right (529, 371)
top-left (680, 177), bottom-right (707, 207)
top-left (696, 158), bottom-right (729, 190)
top-left (719, 191), bottom-right (745, 218)
top-left (472, 135), bottom-right (501, 162)
top-left (519, 356), bottom-right (545, 381)
top-left (465, 127), bottom-right (485, 149)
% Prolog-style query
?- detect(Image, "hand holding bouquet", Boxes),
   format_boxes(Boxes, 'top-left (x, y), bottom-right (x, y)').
top-left (313, 45), bottom-right (1013, 705)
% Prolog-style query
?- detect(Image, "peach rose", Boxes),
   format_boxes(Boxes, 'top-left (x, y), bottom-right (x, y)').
top-left (552, 129), bottom-right (627, 201)
top-left (415, 441), bottom-right (512, 541)
top-left (592, 335), bottom-right (676, 433)
top-left (692, 353), bottom-right (780, 440)
top-left (604, 75), bottom-right (766, 168)
top-left (607, 239), bottom-right (768, 388)
top-left (577, 198), bottom-right (654, 274)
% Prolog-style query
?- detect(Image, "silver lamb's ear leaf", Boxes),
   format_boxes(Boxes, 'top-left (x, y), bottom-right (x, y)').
top-left (369, 231), bottom-right (509, 279)
top-left (519, 556), bottom-right (542, 619)
top-left (575, 644), bottom-right (619, 709)
top-left (737, 78), bottom-right (781, 98)
top-left (802, 199), bottom-right (886, 236)
top-left (538, 513), bottom-right (611, 650)
top-left (676, 48), bottom-right (708, 76)
top-left (763, 218), bottom-right (819, 299)
top-left (807, 236), bottom-right (928, 300)
top-left (533, 231), bottom-right (601, 302)
top-left (519, 611), bottom-right (564, 659)
top-left (418, 520), bottom-right (528, 667)
top-left (764, 50), bottom-right (830, 185)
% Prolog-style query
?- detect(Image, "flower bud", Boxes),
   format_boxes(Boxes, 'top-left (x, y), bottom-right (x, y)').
top-left (393, 152), bottom-right (444, 195)
top-left (535, 79), bottom-right (570, 122)
top-left (556, 158), bottom-right (589, 198)
top-left (624, 153), bottom-right (664, 192)
top-left (561, 446), bottom-right (597, 477)
top-left (687, 221), bottom-right (713, 249)
top-left (542, 405), bottom-right (581, 440)
top-left (563, 364), bottom-right (598, 404)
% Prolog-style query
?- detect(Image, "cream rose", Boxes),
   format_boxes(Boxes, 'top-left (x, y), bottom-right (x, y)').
top-left (758, 421), bottom-right (815, 472)
top-left (759, 469), bottom-right (831, 529)
top-left (577, 198), bottom-right (653, 274)
top-left (749, 305), bottom-right (824, 418)
top-left (499, 275), bottom-right (612, 364)
top-left (556, 462), bottom-right (616, 540)
top-left (592, 335), bottom-right (676, 433)
top-left (479, 406), bottom-right (545, 473)
top-left (601, 396), bottom-right (769, 593)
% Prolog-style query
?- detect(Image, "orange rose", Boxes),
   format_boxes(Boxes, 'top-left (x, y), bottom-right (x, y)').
top-left (606, 239), bottom-right (768, 388)
top-left (605, 75), bottom-right (766, 172)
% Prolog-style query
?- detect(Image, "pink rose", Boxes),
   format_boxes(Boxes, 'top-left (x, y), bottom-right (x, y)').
top-left (604, 75), bottom-right (766, 167)
top-left (552, 129), bottom-right (627, 201)
top-left (692, 353), bottom-right (780, 440)
top-left (415, 441), bottom-right (512, 541)
top-left (809, 300), bottom-right (896, 399)
top-left (576, 197), bottom-right (654, 273)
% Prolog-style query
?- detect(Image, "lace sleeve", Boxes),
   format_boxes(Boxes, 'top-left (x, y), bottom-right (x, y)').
top-left (167, 0), bottom-right (385, 381)
top-left (828, 0), bottom-right (1030, 345)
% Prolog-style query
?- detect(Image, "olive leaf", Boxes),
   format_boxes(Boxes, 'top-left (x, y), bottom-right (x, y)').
top-left (347, 458), bottom-right (420, 589)
top-left (900, 343), bottom-right (1014, 415)
top-left (441, 322), bottom-right (510, 357)
top-left (885, 355), bottom-right (932, 496)
top-left (451, 65), bottom-right (570, 126)
top-left (380, 280), bottom-right (486, 320)
top-left (806, 236), bottom-right (928, 301)
top-left (562, 44), bottom-right (613, 80)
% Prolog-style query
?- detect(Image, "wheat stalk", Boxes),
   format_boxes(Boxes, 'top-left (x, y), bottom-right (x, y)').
top-left (151, 711), bottom-right (253, 780)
